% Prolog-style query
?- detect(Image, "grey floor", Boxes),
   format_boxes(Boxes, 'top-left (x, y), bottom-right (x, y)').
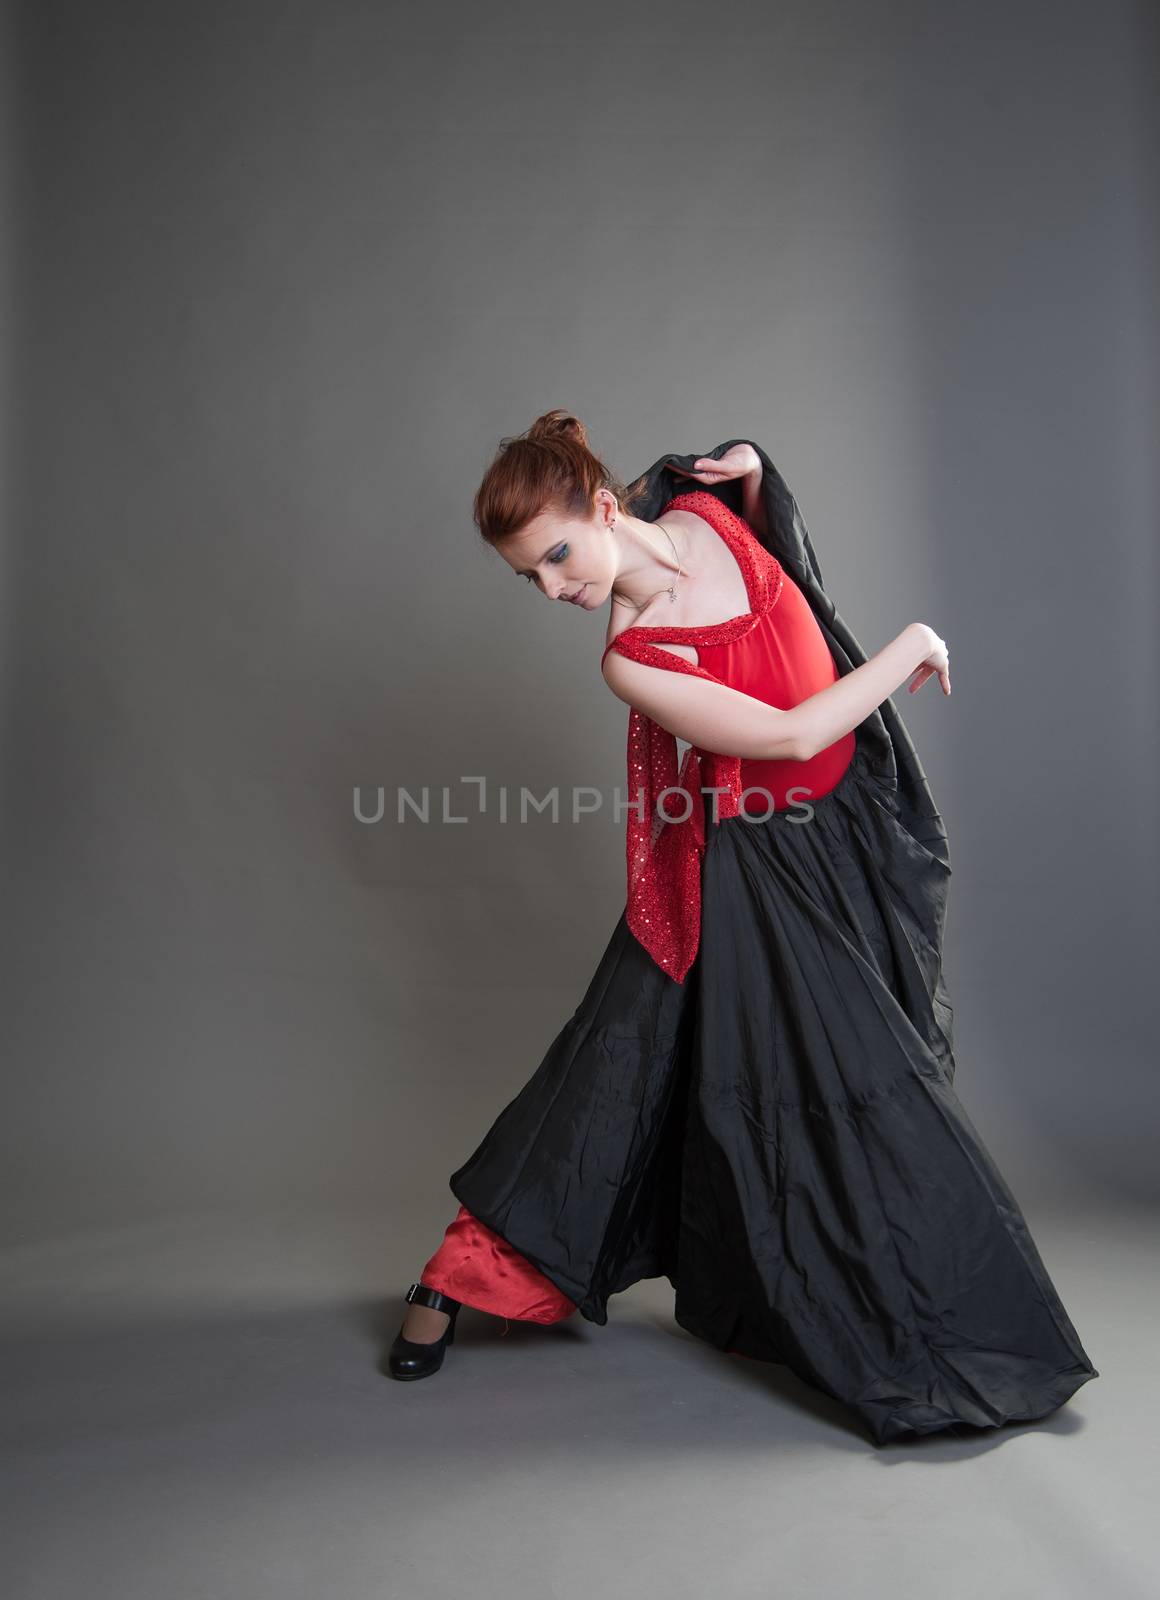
top-left (1, 1203), bottom-right (1153, 1600)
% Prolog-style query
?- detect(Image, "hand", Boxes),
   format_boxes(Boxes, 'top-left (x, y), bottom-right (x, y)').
top-left (908, 625), bottom-right (951, 697)
top-left (669, 443), bottom-right (761, 485)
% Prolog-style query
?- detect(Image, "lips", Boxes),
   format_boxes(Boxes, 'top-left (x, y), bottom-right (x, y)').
top-left (564, 584), bottom-right (587, 604)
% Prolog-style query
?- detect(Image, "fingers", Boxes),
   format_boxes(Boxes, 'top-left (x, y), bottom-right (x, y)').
top-left (672, 459), bottom-right (731, 482)
top-left (909, 665), bottom-right (951, 696)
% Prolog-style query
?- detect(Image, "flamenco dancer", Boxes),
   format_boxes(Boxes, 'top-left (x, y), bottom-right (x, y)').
top-left (385, 410), bottom-right (1098, 1445)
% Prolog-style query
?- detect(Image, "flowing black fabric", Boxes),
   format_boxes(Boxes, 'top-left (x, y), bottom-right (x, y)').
top-left (448, 442), bottom-right (1098, 1445)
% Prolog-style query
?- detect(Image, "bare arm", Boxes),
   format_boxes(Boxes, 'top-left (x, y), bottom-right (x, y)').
top-left (739, 463), bottom-right (768, 538)
top-left (679, 446), bottom-right (768, 537)
top-left (602, 624), bottom-right (943, 762)
top-left (602, 647), bottom-right (810, 759)
top-left (791, 624), bottom-right (946, 757)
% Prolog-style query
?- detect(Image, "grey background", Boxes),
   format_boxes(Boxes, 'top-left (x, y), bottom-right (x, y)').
top-left (2, 0), bottom-right (1157, 1246)
top-left (3, 4), bottom-right (1156, 1598)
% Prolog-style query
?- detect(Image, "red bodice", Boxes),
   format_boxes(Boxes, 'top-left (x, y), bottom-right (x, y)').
top-left (601, 490), bottom-right (855, 984)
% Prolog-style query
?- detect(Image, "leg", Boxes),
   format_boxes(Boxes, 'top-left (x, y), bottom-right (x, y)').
top-left (403, 1203), bottom-right (577, 1340)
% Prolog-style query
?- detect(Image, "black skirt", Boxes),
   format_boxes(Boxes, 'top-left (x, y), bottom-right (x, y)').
top-left (448, 733), bottom-right (1099, 1446)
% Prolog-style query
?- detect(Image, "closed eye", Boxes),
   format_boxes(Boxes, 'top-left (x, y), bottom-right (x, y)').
top-left (523, 544), bottom-right (568, 582)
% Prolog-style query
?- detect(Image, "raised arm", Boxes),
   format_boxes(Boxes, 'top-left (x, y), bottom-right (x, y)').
top-left (670, 442), bottom-right (769, 538)
top-left (602, 624), bottom-right (945, 762)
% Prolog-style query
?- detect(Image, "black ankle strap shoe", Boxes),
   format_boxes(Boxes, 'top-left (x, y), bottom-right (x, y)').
top-left (384, 1283), bottom-right (463, 1380)
top-left (404, 1282), bottom-right (462, 1316)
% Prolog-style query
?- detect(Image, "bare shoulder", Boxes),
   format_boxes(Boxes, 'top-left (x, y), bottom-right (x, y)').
top-left (602, 638), bottom-right (699, 685)
top-left (603, 593), bottom-right (702, 674)
top-left (601, 624), bottom-right (700, 681)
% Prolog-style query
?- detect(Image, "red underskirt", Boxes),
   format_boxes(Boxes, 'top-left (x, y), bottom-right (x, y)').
top-left (420, 1204), bottom-right (578, 1324)
top-left (420, 1206), bottom-right (754, 1355)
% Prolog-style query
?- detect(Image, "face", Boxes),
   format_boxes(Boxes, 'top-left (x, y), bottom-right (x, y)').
top-left (497, 496), bottom-right (617, 609)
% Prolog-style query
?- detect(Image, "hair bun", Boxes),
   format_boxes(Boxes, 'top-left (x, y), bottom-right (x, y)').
top-left (526, 408), bottom-right (589, 448)
top-left (474, 408), bottom-right (646, 545)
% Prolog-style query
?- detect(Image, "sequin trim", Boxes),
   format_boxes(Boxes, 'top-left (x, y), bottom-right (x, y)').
top-left (602, 491), bottom-right (785, 983)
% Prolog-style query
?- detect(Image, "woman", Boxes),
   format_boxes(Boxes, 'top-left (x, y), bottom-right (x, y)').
top-left (385, 411), bottom-right (1099, 1445)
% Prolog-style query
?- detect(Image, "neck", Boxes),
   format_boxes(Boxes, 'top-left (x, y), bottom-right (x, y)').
top-left (609, 513), bottom-right (692, 612)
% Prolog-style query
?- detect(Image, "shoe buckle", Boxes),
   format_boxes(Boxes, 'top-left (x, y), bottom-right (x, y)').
top-left (404, 1281), bottom-right (421, 1304)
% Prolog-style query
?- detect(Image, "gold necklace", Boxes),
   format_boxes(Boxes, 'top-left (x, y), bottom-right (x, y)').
top-left (610, 518), bottom-right (684, 613)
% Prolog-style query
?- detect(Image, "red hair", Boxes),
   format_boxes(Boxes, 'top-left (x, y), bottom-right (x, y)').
top-left (472, 409), bottom-right (649, 548)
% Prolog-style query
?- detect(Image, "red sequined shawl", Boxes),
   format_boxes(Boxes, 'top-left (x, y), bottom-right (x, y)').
top-left (601, 490), bottom-right (785, 984)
